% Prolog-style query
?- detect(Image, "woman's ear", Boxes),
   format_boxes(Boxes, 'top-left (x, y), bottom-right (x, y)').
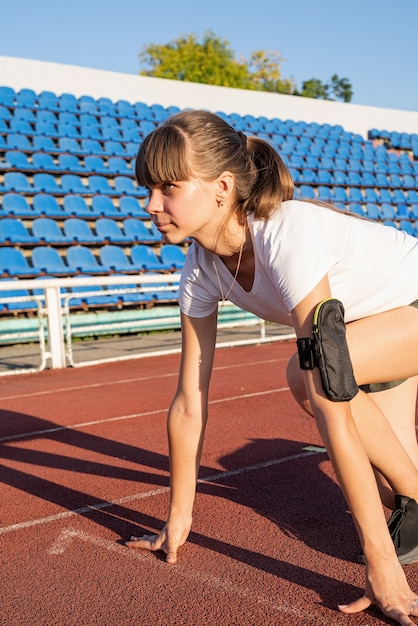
top-left (216, 171), bottom-right (235, 205)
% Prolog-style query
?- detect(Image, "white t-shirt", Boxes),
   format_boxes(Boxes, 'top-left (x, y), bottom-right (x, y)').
top-left (179, 200), bottom-right (418, 323)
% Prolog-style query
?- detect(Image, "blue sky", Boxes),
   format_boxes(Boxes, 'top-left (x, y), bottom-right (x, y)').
top-left (1, 0), bottom-right (417, 112)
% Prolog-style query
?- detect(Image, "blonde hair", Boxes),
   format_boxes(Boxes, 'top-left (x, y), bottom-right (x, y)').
top-left (135, 109), bottom-right (294, 222)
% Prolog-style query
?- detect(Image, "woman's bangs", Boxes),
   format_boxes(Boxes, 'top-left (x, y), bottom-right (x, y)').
top-left (135, 126), bottom-right (191, 187)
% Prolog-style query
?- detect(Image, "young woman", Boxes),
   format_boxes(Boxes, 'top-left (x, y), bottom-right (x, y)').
top-left (126, 110), bottom-right (418, 624)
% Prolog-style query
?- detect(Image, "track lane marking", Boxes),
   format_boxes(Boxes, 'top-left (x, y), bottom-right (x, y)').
top-left (0, 387), bottom-right (290, 443)
top-left (0, 358), bottom-right (287, 401)
top-left (0, 446), bottom-right (325, 535)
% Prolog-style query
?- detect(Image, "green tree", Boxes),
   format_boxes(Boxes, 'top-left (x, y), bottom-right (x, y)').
top-left (139, 32), bottom-right (353, 102)
top-left (299, 78), bottom-right (329, 100)
top-left (139, 31), bottom-right (251, 89)
top-left (328, 74), bottom-right (353, 103)
top-left (246, 49), bottom-right (295, 94)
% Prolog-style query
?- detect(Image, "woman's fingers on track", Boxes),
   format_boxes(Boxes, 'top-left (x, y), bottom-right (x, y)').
top-left (125, 534), bottom-right (178, 564)
top-left (339, 594), bottom-right (416, 625)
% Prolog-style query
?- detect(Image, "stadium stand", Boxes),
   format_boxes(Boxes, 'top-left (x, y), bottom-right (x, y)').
top-left (0, 77), bottom-right (418, 367)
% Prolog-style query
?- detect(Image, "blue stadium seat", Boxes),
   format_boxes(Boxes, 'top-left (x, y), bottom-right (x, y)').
top-left (101, 126), bottom-right (123, 141)
top-left (32, 153), bottom-right (60, 171)
top-left (140, 272), bottom-right (179, 302)
top-left (63, 194), bottom-right (94, 218)
top-left (333, 171), bottom-right (347, 185)
top-left (109, 275), bottom-right (154, 306)
top-left (123, 218), bottom-right (160, 243)
top-left (63, 218), bottom-right (102, 244)
top-left (399, 220), bottom-right (416, 236)
top-left (317, 186), bottom-right (333, 201)
top-left (1, 193), bottom-right (34, 216)
top-left (349, 188), bottom-right (364, 203)
top-left (91, 195), bottom-right (121, 218)
top-left (333, 187), bottom-right (348, 203)
top-left (68, 275), bottom-right (120, 308)
top-left (104, 140), bottom-right (125, 156)
top-left (33, 135), bottom-right (57, 152)
top-left (99, 244), bottom-right (144, 273)
top-left (113, 176), bottom-right (144, 196)
top-left (119, 197), bottom-right (148, 218)
top-left (380, 203), bottom-right (396, 219)
top-left (61, 174), bottom-right (87, 195)
top-left (0, 278), bottom-right (38, 312)
top-left (32, 218), bottom-right (73, 245)
top-left (84, 156), bottom-right (108, 174)
top-left (393, 189), bottom-right (408, 204)
top-left (346, 172), bottom-right (361, 186)
top-left (35, 121), bottom-right (59, 138)
top-left (9, 119), bottom-right (33, 135)
top-left (365, 203), bottom-right (381, 219)
top-left (59, 137), bottom-right (84, 154)
top-left (364, 188), bottom-right (380, 204)
top-left (380, 189), bottom-right (394, 204)
top-left (298, 185), bottom-right (316, 200)
top-left (36, 110), bottom-right (57, 124)
top-left (107, 157), bottom-right (131, 175)
top-left (0, 248), bottom-right (39, 277)
top-left (33, 194), bottom-right (65, 217)
top-left (0, 218), bottom-right (39, 245)
top-left (32, 247), bottom-right (78, 276)
top-left (6, 134), bottom-right (32, 151)
top-left (4, 150), bottom-right (35, 170)
top-left (95, 218), bottom-right (132, 243)
top-left (87, 175), bottom-right (117, 196)
top-left (3, 172), bottom-right (34, 193)
top-left (131, 245), bottom-right (173, 271)
top-left (66, 245), bottom-right (110, 274)
top-left (81, 139), bottom-right (105, 155)
top-left (58, 154), bottom-right (85, 173)
top-left (160, 245), bottom-right (186, 270)
top-left (349, 203), bottom-right (366, 216)
top-left (33, 173), bottom-right (62, 194)
top-left (0, 105), bottom-right (12, 120)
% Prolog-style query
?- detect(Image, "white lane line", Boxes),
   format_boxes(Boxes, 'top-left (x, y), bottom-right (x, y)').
top-left (47, 528), bottom-right (307, 617)
top-left (0, 358), bottom-right (285, 401)
top-left (0, 387), bottom-right (290, 444)
top-left (0, 447), bottom-right (326, 536)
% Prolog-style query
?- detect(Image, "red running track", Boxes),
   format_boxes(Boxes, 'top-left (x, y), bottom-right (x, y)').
top-left (0, 339), bottom-right (416, 625)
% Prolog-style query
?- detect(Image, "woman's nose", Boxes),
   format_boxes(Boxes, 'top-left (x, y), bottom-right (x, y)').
top-left (146, 192), bottom-right (163, 214)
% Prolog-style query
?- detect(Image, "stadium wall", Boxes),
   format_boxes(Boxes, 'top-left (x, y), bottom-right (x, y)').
top-left (1, 56), bottom-right (418, 139)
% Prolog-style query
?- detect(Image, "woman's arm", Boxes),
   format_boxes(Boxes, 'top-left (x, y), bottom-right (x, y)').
top-left (291, 275), bottom-right (417, 624)
top-left (127, 310), bottom-right (218, 563)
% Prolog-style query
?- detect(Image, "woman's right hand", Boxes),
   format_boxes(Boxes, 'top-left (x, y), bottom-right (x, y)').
top-left (125, 518), bottom-right (192, 564)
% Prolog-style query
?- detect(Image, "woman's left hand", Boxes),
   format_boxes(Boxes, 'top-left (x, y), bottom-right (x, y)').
top-left (338, 557), bottom-right (418, 625)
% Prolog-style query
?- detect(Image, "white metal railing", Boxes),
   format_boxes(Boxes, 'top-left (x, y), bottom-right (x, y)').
top-left (0, 275), bottom-right (287, 373)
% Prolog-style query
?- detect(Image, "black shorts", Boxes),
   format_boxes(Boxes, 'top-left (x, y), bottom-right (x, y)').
top-left (359, 299), bottom-right (418, 393)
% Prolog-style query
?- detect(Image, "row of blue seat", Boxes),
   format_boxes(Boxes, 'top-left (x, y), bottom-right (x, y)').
top-left (0, 118), bottom-right (152, 142)
top-left (289, 168), bottom-right (418, 189)
top-left (295, 184), bottom-right (417, 206)
top-left (0, 193), bottom-right (147, 218)
top-left (2, 151), bottom-right (134, 175)
top-left (0, 243), bottom-right (184, 278)
top-left (0, 106), bottom-right (158, 129)
top-left (0, 217), bottom-right (161, 246)
top-left (0, 133), bottom-right (139, 157)
top-left (0, 172), bottom-right (145, 196)
top-left (0, 275), bottom-right (179, 312)
top-left (0, 86), bottom-right (179, 120)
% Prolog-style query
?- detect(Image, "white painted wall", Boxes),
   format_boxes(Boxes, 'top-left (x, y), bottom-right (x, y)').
top-left (1, 55), bottom-right (418, 139)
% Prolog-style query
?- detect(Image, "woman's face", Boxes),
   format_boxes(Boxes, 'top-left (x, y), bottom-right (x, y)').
top-left (145, 177), bottom-right (221, 245)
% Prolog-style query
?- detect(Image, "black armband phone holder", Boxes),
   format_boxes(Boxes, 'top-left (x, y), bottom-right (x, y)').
top-left (297, 298), bottom-right (359, 402)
